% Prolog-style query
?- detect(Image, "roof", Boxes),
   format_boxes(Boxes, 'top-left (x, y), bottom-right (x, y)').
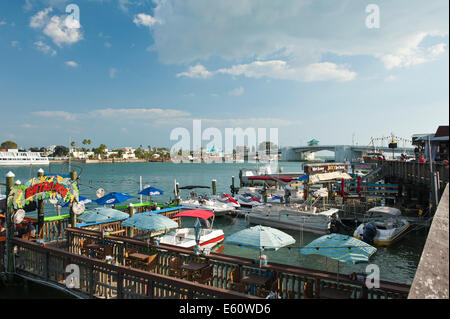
top-left (173, 209), bottom-right (214, 220)
top-left (434, 126), bottom-right (449, 138)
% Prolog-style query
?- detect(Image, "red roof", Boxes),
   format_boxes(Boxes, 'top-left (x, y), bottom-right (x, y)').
top-left (173, 210), bottom-right (214, 220)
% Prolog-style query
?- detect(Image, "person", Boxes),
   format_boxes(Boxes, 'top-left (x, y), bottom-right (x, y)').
top-left (418, 155), bottom-right (426, 163)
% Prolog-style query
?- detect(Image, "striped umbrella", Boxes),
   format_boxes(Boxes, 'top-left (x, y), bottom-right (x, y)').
top-left (299, 233), bottom-right (377, 264)
top-left (225, 225), bottom-right (296, 251)
top-left (121, 212), bottom-right (178, 232)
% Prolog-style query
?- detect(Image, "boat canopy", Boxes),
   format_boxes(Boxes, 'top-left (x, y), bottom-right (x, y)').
top-left (309, 172), bottom-right (352, 184)
top-left (368, 206), bottom-right (401, 216)
top-left (173, 209), bottom-right (215, 220)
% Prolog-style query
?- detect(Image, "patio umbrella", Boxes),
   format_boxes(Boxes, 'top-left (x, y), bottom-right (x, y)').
top-left (138, 186), bottom-right (164, 203)
top-left (78, 207), bottom-right (130, 224)
top-left (95, 192), bottom-right (134, 205)
top-left (121, 212), bottom-right (178, 232)
top-left (225, 225), bottom-right (296, 251)
top-left (299, 233), bottom-right (377, 282)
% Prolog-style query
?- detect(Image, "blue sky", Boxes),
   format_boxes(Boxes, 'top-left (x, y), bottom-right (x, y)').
top-left (0, 0), bottom-right (448, 151)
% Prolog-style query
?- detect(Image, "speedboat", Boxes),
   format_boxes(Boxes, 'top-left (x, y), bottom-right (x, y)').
top-left (180, 193), bottom-right (232, 216)
top-left (249, 204), bottom-right (340, 235)
top-left (235, 193), bottom-right (263, 208)
top-left (212, 193), bottom-right (241, 209)
top-left (353, 207), bottom-right (410, 246)
top-left (158, 210), bottom-right (224, 250)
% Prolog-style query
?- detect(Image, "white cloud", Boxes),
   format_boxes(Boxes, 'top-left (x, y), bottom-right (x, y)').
top-left (11, 40), bottom-right (20, 48)
top-left (32, 110), bottom-right (76, 120)
top-left (34, 41), bottom-right (57, 56)
top-left (179, 60), bottom-right (356, 82)
top-left (384, 75), bottom-right (397, 82)
top-left (89, 108), bottom-right (191, 119)
top-left (133, 13), bottom-right (160, 28)
top-left (30, 7), bottom-right (83, 47)
top-left (146, 0), bottom-right (448, 75)
top-left (109, 68), bottom-right (118, 79)
top-left (104, 41), bottom-right (112, 48)
top-left (0, 20), bottom-right (6, 26)
top-left (228, 86), bottom-right (245, 96)
top-left (65, 60), bottom-right (78, 67)
top-left (176, 64), bottom-right (213, 79)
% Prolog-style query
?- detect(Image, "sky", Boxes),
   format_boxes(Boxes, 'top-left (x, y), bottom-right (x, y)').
top-left (0, 0), bottom-right (448, 151)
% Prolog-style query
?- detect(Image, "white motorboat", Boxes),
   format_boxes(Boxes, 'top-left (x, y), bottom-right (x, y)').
top-left (353, 207), bottom-right (410, 246)
top-left (180, 193), bottom-right (232, 216)
top-left (249, 204), bottom-right (340, 235)
top-left (158, 210), bottom-right (224, 250)
top-left (211, 193), bottom-right (241, 209)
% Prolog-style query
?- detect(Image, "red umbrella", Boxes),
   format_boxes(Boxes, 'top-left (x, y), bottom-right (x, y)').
top-left (340, 178), bottom-right (345, 197)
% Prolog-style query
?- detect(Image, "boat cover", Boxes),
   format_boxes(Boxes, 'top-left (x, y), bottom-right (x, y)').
top-left (173, 209), bottom-right (214, 220)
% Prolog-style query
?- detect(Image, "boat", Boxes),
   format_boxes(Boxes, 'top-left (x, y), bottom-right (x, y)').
top-left (248, 204), bottom-right (340, 235)
top-left (158, 210), bottom-right (224, 250)
top-left (235, 192), bottom-right (263, 208)
top-left (180, 192), bottom-right (233, 216)
top-left (353, 207), bottom-right (410, 246)
top-left (0, 149), bottom-right (49, 166)
top-left (211, 193), bottom-right (241, 208)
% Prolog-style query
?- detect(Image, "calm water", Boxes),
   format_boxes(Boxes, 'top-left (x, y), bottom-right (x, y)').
top-left (1, 161), bottom-right (427, 288)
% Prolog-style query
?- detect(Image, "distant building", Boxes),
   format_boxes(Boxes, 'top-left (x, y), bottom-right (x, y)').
top-left (412, 125), bottom-right (449, 162)
top-left (307, 139), bottom-right (320, 146)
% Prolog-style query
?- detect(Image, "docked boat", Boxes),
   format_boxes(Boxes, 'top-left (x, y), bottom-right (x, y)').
top-left (353, 207), bottom-right (410, 246)
top-left (235, 192), bottom-right (263, 208)
top-left (0, 149), bottom-right (49, 166)
top-left (180, 193), bottom-right (233, 216)
top-left (211, 193), bottom-right (241, 209)
top-left (158, 210), bottom-right (224, 250)
top-left (248, 204), bottom-right (340, 235)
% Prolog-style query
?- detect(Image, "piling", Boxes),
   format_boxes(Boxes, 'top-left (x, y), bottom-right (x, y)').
top-left (70, 170), bottom-right (78, 227)
top-left (231, 176), bottom-right (235, 196)
top-left (5, 171), bottom-right (15, 278)
top-left (127, 203), bottom-right (135, 238)
top-left (212, 179), bottom-right (217, 195)
top-left (37, 168), bottom-right (45, 233)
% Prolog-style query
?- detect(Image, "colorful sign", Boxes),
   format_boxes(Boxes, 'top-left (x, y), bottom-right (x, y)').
top-left (7, 175), bottom-right (79, 210)
top-left (303, 163), bottom-right (348, 174)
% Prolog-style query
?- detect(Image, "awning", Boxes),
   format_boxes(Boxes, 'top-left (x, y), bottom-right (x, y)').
top-left (309, 172), bottom-right (352, 184)
top-left (173, 209), bottom-right (214, 220)
top-left (247, 176), bottom-right (297, 182)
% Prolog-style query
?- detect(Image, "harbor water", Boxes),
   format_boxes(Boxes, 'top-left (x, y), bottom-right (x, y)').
top-left (0, 161), bottom-right (427, 294)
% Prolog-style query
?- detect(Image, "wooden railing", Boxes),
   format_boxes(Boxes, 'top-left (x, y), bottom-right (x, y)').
top-left (66, 227), bottom-right (411, 299)
top-left (38, 217), bottom-right (70, 242)
top-left (11, 237), bottom-right (255, 299)
top-left (382, 161), bottom-right (449, 189)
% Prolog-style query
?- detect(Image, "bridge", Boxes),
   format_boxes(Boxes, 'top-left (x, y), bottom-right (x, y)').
top-left (281, 145), bottom-right (415, 162)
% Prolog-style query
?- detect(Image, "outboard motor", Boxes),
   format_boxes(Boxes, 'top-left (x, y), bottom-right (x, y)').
top-left (362, 222), bottom-right (377, 244)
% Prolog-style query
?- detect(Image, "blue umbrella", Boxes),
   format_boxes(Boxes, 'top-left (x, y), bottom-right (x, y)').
top-left (121, 212), bottom-right (178, 232)
top-left (78, 207), bottom-right (130, 223)
top-left (96, 192), bottom-right (134, 205)
top-left (225, 225), bottom-right (296, 251)
top-left (299, 233), bottom-right (377, 264)
top-left (138, 186), bottom-right (164, 196)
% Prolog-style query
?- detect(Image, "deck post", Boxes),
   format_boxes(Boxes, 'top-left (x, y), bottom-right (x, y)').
top-left (127, 203), bottom-right (134, 238)
top-left (37, 168), bottom-right (45, 233)
top-left (70, 170), bottom-right (78, 227)
top-left (231, 176), bottom-right (235, 196)
top-left (5, 171), bottom-right (15, 278)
